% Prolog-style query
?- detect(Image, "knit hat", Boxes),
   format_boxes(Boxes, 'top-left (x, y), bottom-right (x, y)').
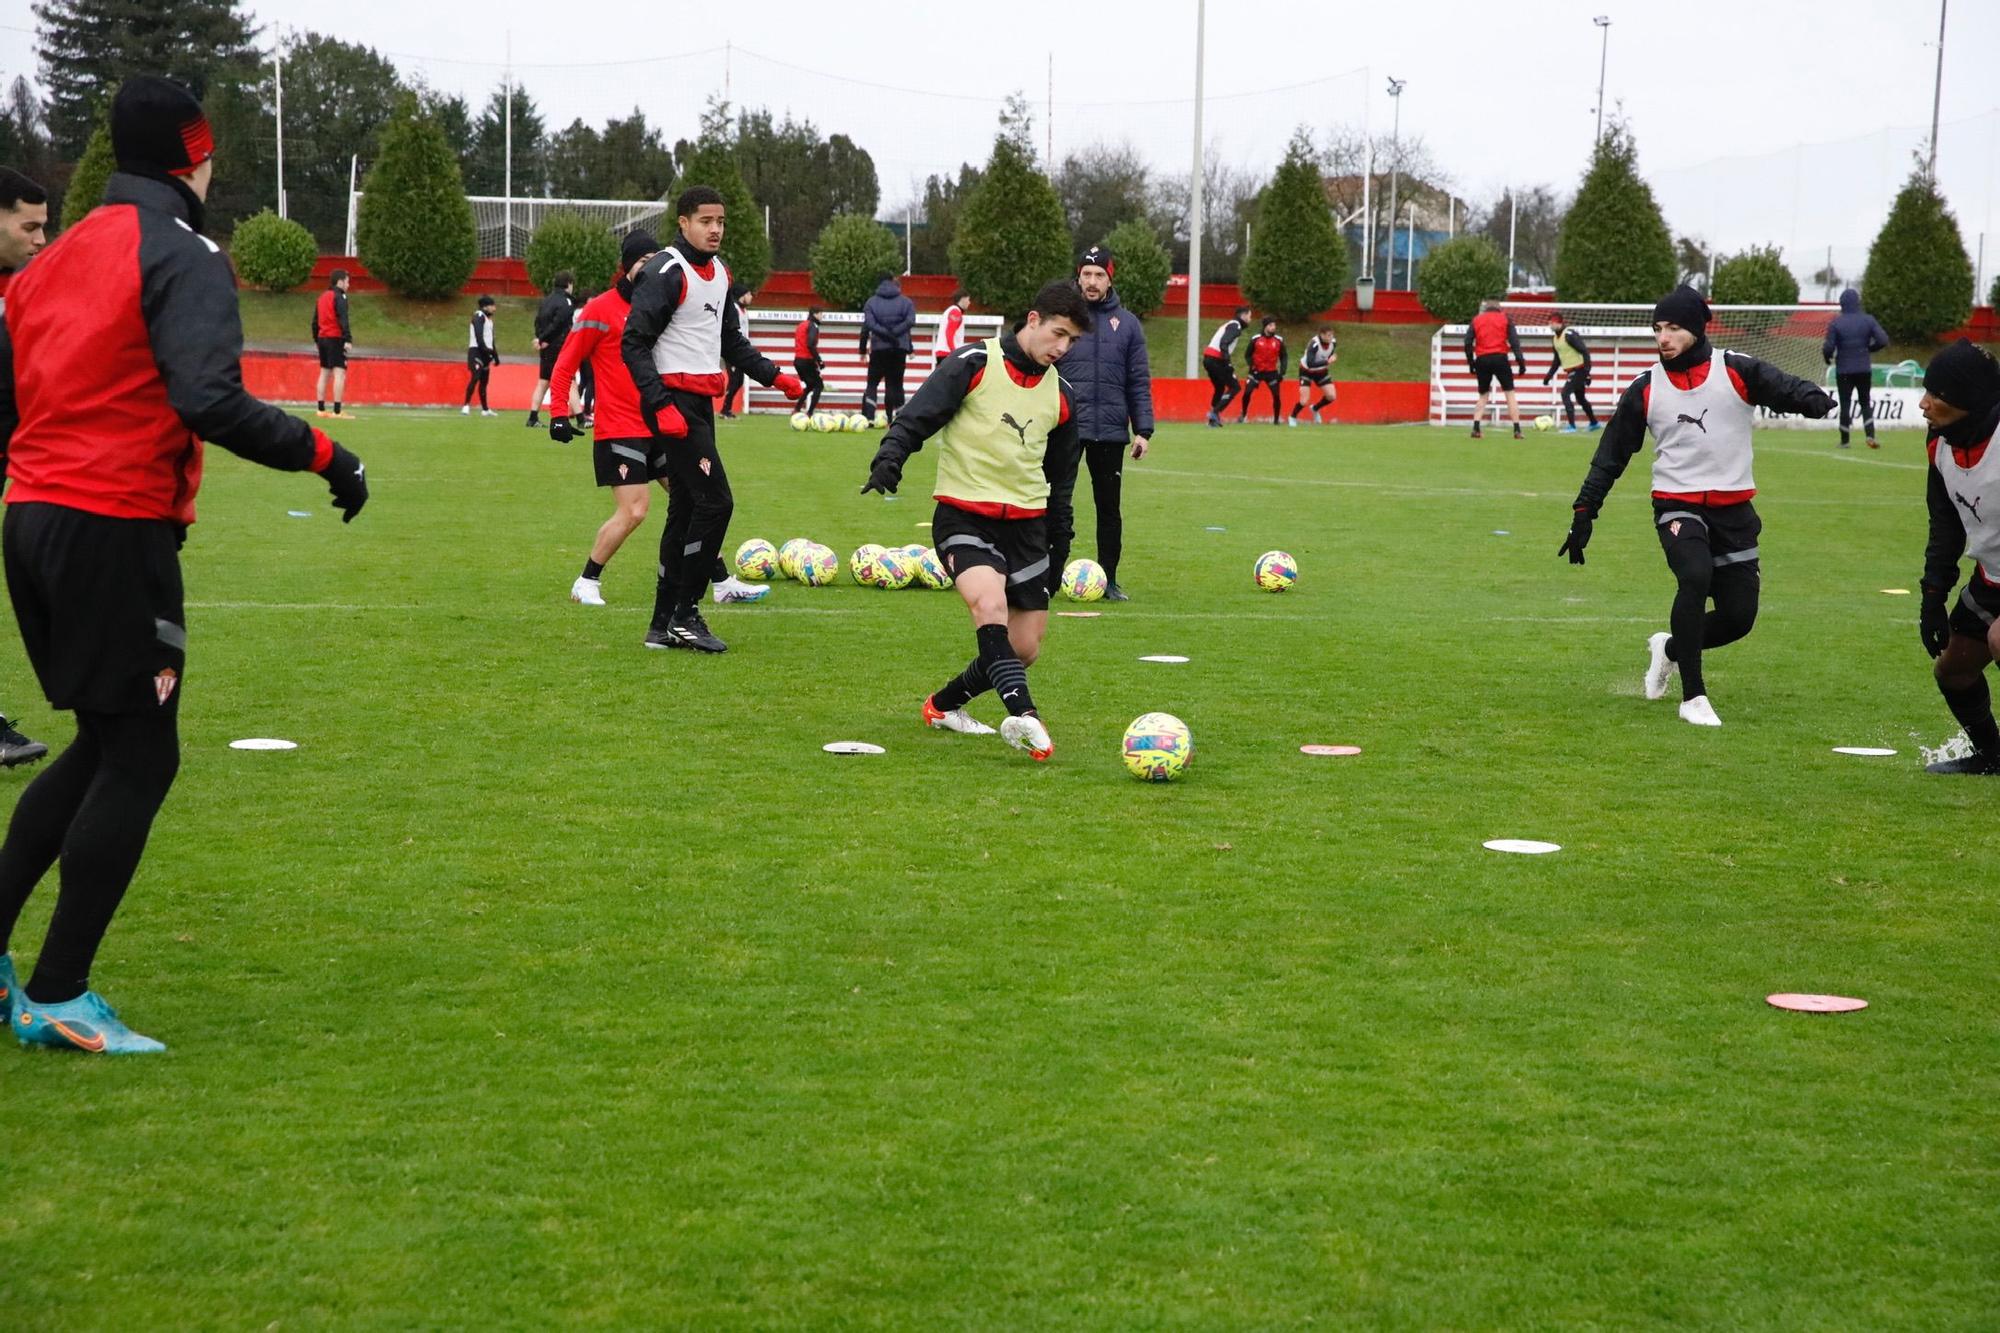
top-left (1923, 338), bottom-right (2000, 416)
top-left (621, 230), bottom-right (659, 268)
top-left (1651, 285), bottom-right (1710, 334)
top-left (111, 75), bottom-right (214, 179)
top-left (1078, 244), bottom-right (1115, 276)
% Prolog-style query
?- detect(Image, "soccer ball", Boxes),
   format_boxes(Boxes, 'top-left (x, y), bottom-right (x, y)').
top-left (899, 544), bottom-right (926, 561)
top-left (778, 537), bottom-right (811, 580)
top-left (914, 547), bottom-right (953, 589)
top-left (1060, 558), bottom-right (1108, 601)
top-left (850, 543), bottom-right (887, 585)
top-left (1534, 415), bottom-right (1556, 432)
top-left (797, 543), bottom-right (839, 586)
top-left (811, 413), bottom-right (835, 434)
top-left (788, 413), bottom-right (810, 432)
top-left (847, 413), bottom-right (869, 432)
top-left (871, 547), bottom-right (918, 590)
top-left (1253, 550), bottom-right (1298, 592)
top-left (1122, 712), bottom-right (1194, 782)
top-left (735, 538), bottom-right (780, 581)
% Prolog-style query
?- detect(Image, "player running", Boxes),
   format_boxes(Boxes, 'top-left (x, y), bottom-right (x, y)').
top-left (1202, 305), bottom-right (1249, 427)
top-left (1557, 286), bottom-right (1832, 727)
top-left (1238, 319), bottom-right (1286, 425)
top-left (1542, 311), bottom-right (1596, 432)
top-left (858, 280), bottom-right (1091, 761)
top-left (1463, 299), bottom-right (1526, 439)
top-left (1290, 325), bottom-right (1336, 426)
top-left (793, 307), bottom-right (826, 416)
top-left (461, 294), bottom-right (499, 417)
top-left (311, 268), bottom-right (354, 420)
top-left (620, 186), bottom-right (805, 653)
top-left (1914, 339), bottom-right (2000, 775)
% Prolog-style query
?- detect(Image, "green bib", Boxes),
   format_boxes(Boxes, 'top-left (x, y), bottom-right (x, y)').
top-left (933, 339), bottom-right (1062, 510)
top-left (1551, 328), bottom-right (1584, 371)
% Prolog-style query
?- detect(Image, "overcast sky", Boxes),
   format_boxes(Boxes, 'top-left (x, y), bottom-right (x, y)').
top-left (3, 0), bottom-right (1996, 274)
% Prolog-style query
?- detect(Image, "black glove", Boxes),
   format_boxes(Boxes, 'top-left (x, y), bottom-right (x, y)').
top-left (1557, 508), bottom-right (1593, 565)
top-left (322, 442), bottom-right (368, 523)
top-left (860, 451), bottom-right (903, 496)
top-left (1921, 588), bottom-right (1952, 658)
top-left (548, 415), bottom-right (576, 444)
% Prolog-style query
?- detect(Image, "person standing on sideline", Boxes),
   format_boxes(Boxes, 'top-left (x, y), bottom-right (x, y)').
top-left (620, 185), bottom-right (806, 653)
top-left (1291, 324), bottom-right (1337, 426)
top-left (0, 75), bottom-right (368, 1055)
top-left (932, 289), bottom-right (971, 363)
top-left (720, 284), bottom-right (753, 419)
top-left (1464, 299), bottom-right (1526, 438)
top-left (1048, 244), bottom-right (1152, 603)
top-left (1238, 318), bottom-right (1286, 424)
top-left (527, 270), bottom-right (575, 429)
top-left (462, 294), bottom-right (498, 417)
top-left (859, 274), bottom-right (916, 426)
top-left (1557, 285), bottom-right (1832, 728)
top-left (1822, 287), bottom-right (1890, 449)
top-left (793, 306), bottom-right (826, 416)
top-left (1541, 311), bottom-right (1597, 433)
top-left (0, 167), bottom-right (49, 770)
top-left (1914, 339), bottom-right (2000, 775)
top-left (310, 268), bottom-right (353, 420)
top-left (1202, 304), bottom-right (1249, 427)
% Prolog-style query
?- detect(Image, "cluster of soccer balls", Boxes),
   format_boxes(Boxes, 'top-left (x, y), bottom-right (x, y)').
top-left (733, 538), bottom-right (952, 590)
top-left (789, 412), bottom-right (884, 434)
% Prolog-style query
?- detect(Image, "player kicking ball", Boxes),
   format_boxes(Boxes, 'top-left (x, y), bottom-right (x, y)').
top-left (859, 280), bottom-right (1090, 760)
top-left (1558, 286), bottom-right (1832, 726)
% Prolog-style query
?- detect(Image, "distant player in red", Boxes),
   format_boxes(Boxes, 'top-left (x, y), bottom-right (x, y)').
top-left (311, 268), bottom-right (352, 419)
top-left (1290, 325), bottom-right (1336, 427)
top-left (793, 307), bottom-right (825, 416)
top-left (1463, 299), bottom-right (1526, 439)
top-left (1238, 318), bottom-right (1286, 424)
top-left (931, 290), bottom-right (970, 363)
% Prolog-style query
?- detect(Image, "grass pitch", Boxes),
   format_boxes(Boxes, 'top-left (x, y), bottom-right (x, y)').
top-left (2, 413), bottom-right (1995, 1328)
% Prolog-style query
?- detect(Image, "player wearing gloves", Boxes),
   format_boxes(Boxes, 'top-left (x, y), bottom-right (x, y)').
top-left (1542, 312), bottom-right (1596, 432)
top-left (620, 186), bottom-right (804, 653)
top-left (1238, 318), bottom-right (1287, 425)
top-left (1558, 285), bottom-right (1832, 728)
top-left (859, 280), bottom-right (1090, 761)
top-left (1913, 339), bottom-right (2000, 775)
top-left (0, 77), bottom-right (368, 1055)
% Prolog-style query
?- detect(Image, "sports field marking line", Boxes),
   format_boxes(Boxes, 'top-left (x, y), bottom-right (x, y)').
top-left (1758, 445), bottom-right (1924, 472)
top-left (188, 599), bottom-right (868, 616)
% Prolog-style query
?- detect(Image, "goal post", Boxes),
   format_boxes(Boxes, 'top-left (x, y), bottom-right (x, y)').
top-left (346, 193), bottom-right (671, 261)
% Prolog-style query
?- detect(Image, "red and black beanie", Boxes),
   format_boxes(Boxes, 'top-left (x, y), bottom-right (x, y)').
top-left (1078, 244), bottom-right (1115, 277)
top-left (112, 75), bottom-right (215, 179)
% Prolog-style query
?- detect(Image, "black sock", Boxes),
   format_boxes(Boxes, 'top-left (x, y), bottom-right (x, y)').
top-left (933, 659), bottom-right (989, 712)
top-left (582, 559), bottom-right (605, 580)
top-left (316, 401), bottom-right (325, 412)
top-left (976, 622), bottom-right (1036, 718)
top-left (1939, 675), bottom-right (2000, 753)
top-left (333, 402), bottom-right (342, 415)
top-left (1289, 403), bottom-right (1303, 418)
top-left (527, 411), bottom-right (539, 425)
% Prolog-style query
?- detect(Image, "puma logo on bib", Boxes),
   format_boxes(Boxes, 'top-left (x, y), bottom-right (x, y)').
top-left (1956, 491), bottom-right (1984, 522)
top-left (1000, 412), bottom-right (1033, 447)
top-left (1676, 409), bottom-right (1710, 433)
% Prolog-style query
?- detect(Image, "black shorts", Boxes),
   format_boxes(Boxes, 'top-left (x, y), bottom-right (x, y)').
top-left (3, 502), bottom-right (186, 715)
top-left (1300, 368), bottom-right (1332, 388)
top-left (315, 337), bottom-right (347, 369)
top-left (1949, 573), bottom-right (2000, 641)
top-left (594, 436), bottom-right (670, 488)
top-left (1248, 371), bottom-right (1283, 386)
top-left (467, 351), bottom-right (491, 375)
top-left (930, 502), bottom-right (1051, 612)
top-left (1473, 354), bottom-right (1515, 393)
top-left (538, 343), bottom-right (563, 379)
top-left (1653, 498), bottom-right (1762, 572)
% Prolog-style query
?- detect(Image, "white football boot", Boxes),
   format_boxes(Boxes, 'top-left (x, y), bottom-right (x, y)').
top-left (922, 697), bottom-right (996, 735)
top-left (1678, 695), bottom-right (1722, 727)
top-left (570, 576), bottom-right (605, 606)
top-left (712, 576), bottom-right (772, 604)
top-left (1643, 632), bottom-right (1676, 701)
top-left (999, 714), bottom-right (1054, 761)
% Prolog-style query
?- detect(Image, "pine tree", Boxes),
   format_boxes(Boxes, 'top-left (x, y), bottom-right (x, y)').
top-left (950, 136), bottom-right (1071, 318)
top-left (34, 0), bottom-right (259, 156)
top-left (356, 96), bottom-right (478, 301)
top-left (1240, 131), bottom-right (1350, 320)
top-left (1101, 218), bottom-right (1172, 317)
top-left (58, 120), bottom-right (115, 230)
top-left (674, 100), bottom-right (772, 293)
top-left (1415, 236), bottom-right (1509, 324)
top-left (1553, 122), bottom-right (1677, 303)
top-left (1862, 166), bottom-right (1975, 344)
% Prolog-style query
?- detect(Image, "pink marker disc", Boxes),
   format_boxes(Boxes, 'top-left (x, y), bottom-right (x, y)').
top-left (1300, 745), bottom-right (1362, 756)
top-left (1766, 993), bottom-right (1867, 1013)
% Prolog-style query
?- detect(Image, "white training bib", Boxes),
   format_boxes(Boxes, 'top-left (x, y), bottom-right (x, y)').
top-left (649, 250), bottom-right (731, 379)
top-left (1205, 320), bottom-right (1239, 356)
top-left (1645, 349), bottom-right (1754, 495)
top-left (1934, 435), bottom-right (2000, 583)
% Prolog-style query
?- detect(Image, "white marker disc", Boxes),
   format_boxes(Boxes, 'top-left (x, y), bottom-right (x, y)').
top-left (823, 742), bottom-right (885, 755)
top-left (1879, 588), bottom-right (1911, 595)
top-left (1767, 993), bottom-right (1867, 1013)
top-left (1300, 745), bottom-right (1362, 756)
top-left (1138, 655), bottom-right (1189, 664)
top-left (230, 738), bottom-right (298, 751)
top-left (1057, 611), bottom-right (1102, 618)
top-left (286, 510), bottom-right (312, 518)
top-left (1483, 838), bottom-right (1560, 854)
top-left (1831, 746), bottom-right (1896, 757)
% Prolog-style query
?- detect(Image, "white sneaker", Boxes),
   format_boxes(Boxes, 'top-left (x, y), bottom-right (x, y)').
top-left (480, 409), bottom-right (499, 417)
top-left (1643, 632), bottom-right (1676, 700)
top-left (925, 703), bottom-right (996, 735)
top-left (570, 576), bottom-right (604, 606)
top-left (999, 714), bottom-right (1054, 761)
top-left (460, 405), bottom-right (471, 416)
top-left (1678, 695), bottom-right (1722, 727)
top-left (1285, 417), bottom-right (1297, 429)
top-left (712, 576), bottom-right (771, 604)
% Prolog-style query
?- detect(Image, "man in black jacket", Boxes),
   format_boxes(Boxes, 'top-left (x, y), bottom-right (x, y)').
top-left (1821, 288), bottom-right (1890, 449)
top-left (860, 277), bottom-right (917, 427)
top-left (527, 270), bottom-right (575, 428)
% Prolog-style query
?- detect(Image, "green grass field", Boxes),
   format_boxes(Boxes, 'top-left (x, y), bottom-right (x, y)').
top-left (3, 413), bottom-right (1996, 1328)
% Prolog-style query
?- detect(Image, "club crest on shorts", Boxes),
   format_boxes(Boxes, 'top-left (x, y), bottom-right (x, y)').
top-left (154, 667), bottom-right (178, 705)
top-left (618, 463), bottom-right (630, 480)
top-left (699, 457), bottom-right (712, 476)
top-left (1669, 520), bottom-right (1683, 537)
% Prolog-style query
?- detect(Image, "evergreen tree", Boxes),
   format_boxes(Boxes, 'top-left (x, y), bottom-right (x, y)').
top-left (229, 209), bottom-right (318, 291)
top-left (34, 0), bottom-right (259, 156)
top-left (1100, 218), bottom-right (1172, 317)
top-left (950, 135), bottom-right (1070, 318)
top-left (465, 82), bottom-right (547, 197)
top-left (524, 211), bottom-right (619, 295)
top-left (1710, 244), bottom-right (1800, 334)
top-left (356, 96), bottom-right (477, 300)
top-left (58, 119), bottom-right (114, 230)
top-left (1240, 129), bottom-right (1349, 321)
top-left (1862, 166), bottom-right (1975, 344)
top-left (1552, 122), bottom-right (1677, 303)
top-left (733, 109), bottom-right (879, 270)
top-left (673, 101), bottom-right (771, 292)
top-left (1415, 235), bottom-right (1510, 324)
top-left (810, 214), bottom-right (903, 311)
top-left (906, 164), bottom-right (981, 274)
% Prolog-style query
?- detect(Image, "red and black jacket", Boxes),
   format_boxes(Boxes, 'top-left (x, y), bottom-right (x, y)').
top-left (313, 286), bottom-right (350, 341)
top-left (1922, 400), bottom-right (2000, 595)
top-left (0, 172), bottom-right (331, 527)
top-left (1246, 333), bottom-right (1287, 376)
top-left (793, 316), bottom-right (819, 362)
top-left (549, 278), bottom-right (647, 442)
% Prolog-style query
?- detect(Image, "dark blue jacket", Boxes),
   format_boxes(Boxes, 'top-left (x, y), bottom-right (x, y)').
top-left (1061, 288), bottom-right (1155, 441)
top-left (1822, 288), bottom-right (1889, 375)
top-left (860, 278), bottom-right (917, 354)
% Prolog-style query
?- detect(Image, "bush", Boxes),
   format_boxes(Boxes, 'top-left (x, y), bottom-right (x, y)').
top-left (1101, 218), bottom-right (1172, 317)
top-left (950, 137), bottom-right (1072, 319)
top-left (1710, 244), bottom-right (1800, 334)
top-left (675, 137), bottom-right (772, 293)
top-left (1553, 123), bottom-right (1677, 303)
top-left (60, 122), bottom-right (116, 231)
top-left (229, 209), bottom-right (319, 291)
top-left (1862, 168), bottom-right (1975, 343)
top-left (809, 214), bottom-right (903, 311)
top-left (1990, 269), bottom-right (2000, 313)
top-left (356, 96), bottom-right (478, 300)
top-left (1415, 235), bottom-right (1509, 324)
top-left (524, 212), bottom-right (620, 295)
top-left (1240, 129), bottom-right (1349, 320)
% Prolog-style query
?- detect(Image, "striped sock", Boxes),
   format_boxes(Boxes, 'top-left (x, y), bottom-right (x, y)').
top-left (934, 659), bottom-right (989, 712)
top-left (976, 623), bottom-right (1036, 718)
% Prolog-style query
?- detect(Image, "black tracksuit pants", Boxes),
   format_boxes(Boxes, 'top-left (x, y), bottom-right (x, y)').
top-left (1836, 370), bottom-right (1875, 441)
top-left (649, 389), bottom-right (732, 623)
top-left (862, 349), bottom-right (908, 423)
top-left (1045, 437), bottom-right (1129, 589)
top-left (1204, 357), bottom-right (1239, 414)
top-left (795, 358), bottom-right (824, 416)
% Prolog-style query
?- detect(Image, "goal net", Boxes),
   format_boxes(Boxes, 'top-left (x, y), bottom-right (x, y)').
top-left (1429, 302), bottom-right (1926, 431)
top-left (345, 194), bottom-right (670, 261)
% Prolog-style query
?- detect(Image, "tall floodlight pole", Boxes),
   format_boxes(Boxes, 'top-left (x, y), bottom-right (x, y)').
top-left (504, 33), bottom-right (514, 259)
top-left (1184, 0), bottom-right (1207, 378)
top-left (1384, 77), bottom-right (1405, 289)
top-left (1928, 0), bottom-right (1948, 179)
top-left (273, 36), bottom-right (285, 219)
top-left (1593, 17), bottom-right (1611, 142)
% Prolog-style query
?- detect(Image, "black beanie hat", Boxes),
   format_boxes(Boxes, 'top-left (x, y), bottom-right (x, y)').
top-left (621, 230), bottom-right (658, 268)
top-left (1651, 285), bottom-right (1710, 334)
top-left (1923, 338), bottom-right (2000, 416)
top-left (1078, 244), bottom-right (1115, 275)
top-left (111, 75), bottom-right (214, 178)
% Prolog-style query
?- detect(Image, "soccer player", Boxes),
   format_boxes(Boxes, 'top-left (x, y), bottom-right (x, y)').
top-left (931, 289), bottom-right (971, 363)
top-left (1202, 305), bottom-right (1249, 427)
top-left (1048, 244), bottom-right (1151, 603)
top-left (461, 294), bottom-right (499, 416)
top-left (311, 268), bottom-right (353, 420)
top-left (1914, 339), bottom-right (2000, 775)
top-left (858, 279), bottom-right (1090, 761)
top-left (1290, 325), bottom-right (1336, 426)
top-left (1557, 286), bottom-right (1832, 728)
top-left (0, 76), bottom-right (368, 1055)
top-left (1463, 299), bottom-right (1527, 439)
top-left (792, 307), bottom-right (826, 416)
top-left (859, 276), bottom-right (916, 426)
top-left (1822, 288), bottom-right (1890, 450)
top-left (1238, 318), bottom-right (1286, 424)
top-left (720, 284), bottom-right (752, 419)
top-left (526, 270), bottom-right (575, 428)
top-left (620, 186), bottom-right (806, 652)
top-left (0, 168), bottom-right (51, 768)
top-left (1542, 311), bottom-right (1596, 433)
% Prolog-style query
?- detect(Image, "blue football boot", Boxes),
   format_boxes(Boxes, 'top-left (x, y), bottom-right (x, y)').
top-left (14, 989), bottom-right (166, 1054)
top-left (0, 954), bottom-right (17, 1031)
